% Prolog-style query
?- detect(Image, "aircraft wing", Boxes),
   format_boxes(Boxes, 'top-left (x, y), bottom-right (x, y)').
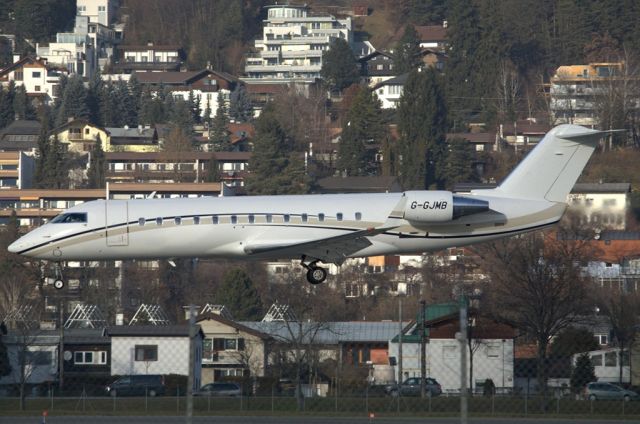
top-left (243, 226), bottom-right (392, 264)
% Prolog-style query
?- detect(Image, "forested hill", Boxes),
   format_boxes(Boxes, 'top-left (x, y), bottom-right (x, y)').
top-left (120, 0), bottom-right (268, 74)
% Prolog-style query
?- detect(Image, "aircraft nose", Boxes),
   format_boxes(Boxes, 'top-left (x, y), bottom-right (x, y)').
top-left (8, 236), bottom-right (32, 255)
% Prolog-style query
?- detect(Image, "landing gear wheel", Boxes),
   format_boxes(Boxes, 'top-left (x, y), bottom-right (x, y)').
top-left (53, 262), bottom-right (65, 290)
top-left (53, 279), bottom-right (65, 290)
top-left (306, 266), bottom-right (327, 285)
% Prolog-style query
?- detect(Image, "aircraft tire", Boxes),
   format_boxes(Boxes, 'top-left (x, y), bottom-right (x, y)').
top-left (53, 279), bottom-right (65, 290)
top-left (306, 267), bottom-right (327, 285)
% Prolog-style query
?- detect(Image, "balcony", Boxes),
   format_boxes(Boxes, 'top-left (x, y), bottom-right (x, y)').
top-left (245, 64), bottom-right (321, 73)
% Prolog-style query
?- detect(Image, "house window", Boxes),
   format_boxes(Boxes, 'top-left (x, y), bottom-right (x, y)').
top-left (98, 6), bottom-right (106, 12)
top-left (594, 334), bottom-right (608, 345)
top-left (135, 345), bottom-right (158, 361)
top-left (74, 351), bottom-right (107, 365)
top-left (605, 351), bottom-right (617, 367)
top-left (78, 5), bottom-right (86, 12)
top-left (213, 338), bottom-right (245, 351)
top-left (15, 71), bottom-right (23, 81)
top-left (591, 354), bottom-right (603, 366)
top-left (26, 351), bottom-right (52, 365)
top-left (32, 71), bottom-right (41, 78)
top-left (486, 345), bottom-right (500, 358)
top-left (34, 85), bottom-right (41, 92)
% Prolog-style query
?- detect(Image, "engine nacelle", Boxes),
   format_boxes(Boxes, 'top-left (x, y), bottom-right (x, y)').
top-left (403, 191), bottom-right (490, 224)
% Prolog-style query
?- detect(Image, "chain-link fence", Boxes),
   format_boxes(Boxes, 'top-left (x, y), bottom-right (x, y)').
top-left (1, 305), bottom-right (640, 421)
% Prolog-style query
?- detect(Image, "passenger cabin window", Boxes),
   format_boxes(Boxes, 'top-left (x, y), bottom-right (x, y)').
top-left (50, 213), bottom-right (88, 223)
top-left (212, 215), bottom-right (219, 224)
top-left (318, 213), bottom-right (325, 222)
top-left (193, 216), bottom-right (200, 225)
top-left (283, 214), bottom-right (290, 223)
top-left (138, 218), bottom-right (145, 226)
top-left (336, 213), bottom-right (343, 221)
top-left (355, 212), bottom-right (362, 221)
top-left (231, 215), bottom-right (237, 224)
top-left (175, 217), bottom-right (182, 225)
top-left (156, 217), bottom-right (163, 226)
top-left (248, 214), bottom-right (255, 224)
top-left (301, 213), bottom-right (308, 222)
top-left (266, 214), bottom-right (273, 223)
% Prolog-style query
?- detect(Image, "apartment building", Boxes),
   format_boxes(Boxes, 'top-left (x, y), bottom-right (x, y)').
top-left (243, 4), bottom-right (352, 86)
top-left (77, 0), bottom-right (119, 27)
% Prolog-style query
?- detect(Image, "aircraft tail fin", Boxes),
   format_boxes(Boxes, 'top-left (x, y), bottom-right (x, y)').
top-left (491, 125), bottom-right (623, 202)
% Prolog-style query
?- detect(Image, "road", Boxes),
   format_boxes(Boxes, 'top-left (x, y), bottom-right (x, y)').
top-left (2, 416), bottom-right (640, 424)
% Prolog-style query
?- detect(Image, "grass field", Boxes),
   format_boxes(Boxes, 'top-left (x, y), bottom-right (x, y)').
top-left (2, 395), bottom-right (640, 418)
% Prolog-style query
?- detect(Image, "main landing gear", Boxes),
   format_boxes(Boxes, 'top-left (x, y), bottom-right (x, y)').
top-left (53, 262), bottom-right (65, 290)
top-left (301, 256), bottom-right (327, 285)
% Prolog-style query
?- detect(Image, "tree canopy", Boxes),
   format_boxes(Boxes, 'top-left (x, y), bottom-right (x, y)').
top-left (216, 268), bottom-right (263, 321)
top-left (320, 38), bottom-right (360, 92)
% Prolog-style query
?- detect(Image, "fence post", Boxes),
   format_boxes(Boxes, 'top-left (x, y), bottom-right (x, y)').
top-left (207, 390), bottom-right (211, 412)
top-left (271, 384), bottom-right (274, 413)
top-left (334, 377), bottom-right (338, 413)
top-left (365, 385), bottom-right (368, 414)
top-left (176, 386), bottom-right (180, 414)
top-left (491, 393), bottom-right (494, 415)
top-left (50, 387), bottom-right (54, 411)
top-left (145, 387), bottom-right (148, 411)
top-left (524, 391), bottom-right (528, 416)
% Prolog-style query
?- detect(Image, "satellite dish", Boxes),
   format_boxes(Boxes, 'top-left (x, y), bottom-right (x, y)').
top-left (64, 351), bottom-right (72, 361)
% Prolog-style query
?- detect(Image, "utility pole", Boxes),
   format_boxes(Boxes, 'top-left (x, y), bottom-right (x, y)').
top-left (420, 299), bottom-right (426, 398)
top-left (186, 305), bottom-right (196, 424)
top-left (459, 293), bottom-right (468, 424)
top-left (58, 300), bottom-right (64, 392)
top-left (398, 298), bottom-right (403, 386)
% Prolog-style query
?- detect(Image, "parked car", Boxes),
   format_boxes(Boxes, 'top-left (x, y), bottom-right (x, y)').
top-left (583, 382), bottom-right (640, 401)
top-left (384, 377), bottom-right (442, 397)
top-left (106, 375), bottom-right (165, 397)
top-left (193, 382), bottom-right (242, 397)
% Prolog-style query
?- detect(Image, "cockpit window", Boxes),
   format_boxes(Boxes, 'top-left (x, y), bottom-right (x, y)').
top-left (50, 213), bottom-right (87, 224)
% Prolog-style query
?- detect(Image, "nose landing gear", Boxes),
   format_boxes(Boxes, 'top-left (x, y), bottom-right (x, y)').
top-left (301, 256), bottom-right (327, 285)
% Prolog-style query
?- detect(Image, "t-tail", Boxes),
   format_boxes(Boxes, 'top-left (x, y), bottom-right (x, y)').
top-left (489, 124), bottom-right (623, 202)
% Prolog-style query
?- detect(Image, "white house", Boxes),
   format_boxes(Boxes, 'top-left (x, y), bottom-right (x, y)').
top-left (373, 73), bottom-right (407, 109)
top-left (567, 183), bottom-right (631, 230)
top-left (573, 348), bottom-right (630, 384)
top-left (77, 0), bottom-right (118, 27)
top-left (0, 56), bottom-right (67, 104)
top-left (0, 332), bottom-right (60, 390)
top-left (388, 306), bottom-right (516, 393)
top-left (243, 4), bottom-right (352, 86)
top-left (107, 325), bottom-right (203, 389)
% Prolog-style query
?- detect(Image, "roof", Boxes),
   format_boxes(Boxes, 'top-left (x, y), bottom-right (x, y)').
top-left (414, 25), bottom-right (448, 42)
top-left (571, 183), bottom-right (631, 194)
top-left (447, 132), bottom-right (495, 144)
top-left (122, 44), bottom-right (182, 52)
top-left (501, 121), bottom-right (550, 135)
top-left (64, 328), bottom-right (110, 344)
top-left (238, 321), bottom-right (409, 344)
top-left (245, 84), bottom-right (289, 95)
top-left (196, 312), bottom-right (271, 340)
top-left (316, 176), bottom-right (402, 193)
top-left (373, 73), bottom-right (409, 89)
top-left (106, 126), bottom-right (157, 142)
top-left (106, 324), bottom-right (202, 337)
top-left (105, 151), bottom-right (251, 161)
top-left (133, 69), bottom-right (237, 85)
top-left (0, 120), bottom-right (41, 136)
top-left (0, 120), bottom-right (41, 150)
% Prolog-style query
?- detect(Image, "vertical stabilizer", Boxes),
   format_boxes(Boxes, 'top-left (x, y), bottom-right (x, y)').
top-left (494, 125), bottom-right (617, 202)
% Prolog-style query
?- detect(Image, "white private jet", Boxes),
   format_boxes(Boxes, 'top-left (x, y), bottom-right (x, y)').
top-left (9, 124), bottom-right (615, 288)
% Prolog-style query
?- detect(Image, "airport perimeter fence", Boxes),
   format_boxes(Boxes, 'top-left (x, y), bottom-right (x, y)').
top-left (2, 308), bottom-right (639, 421)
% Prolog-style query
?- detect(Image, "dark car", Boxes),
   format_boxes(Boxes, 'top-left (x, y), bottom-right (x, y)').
top-left (384, 377), bottom-right (442, 397)
top-left (583, 382), bottom-right (640, 401)
top-left (193, 382), bottom-right (242, 397)
top-left (106, 375), bottom-right (165, 397)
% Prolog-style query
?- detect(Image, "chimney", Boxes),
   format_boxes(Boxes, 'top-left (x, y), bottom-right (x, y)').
top-left (115, 313), bottom-right (124, 326)
top-left (442, 20), bottom-right (448, 28)
top-left (13, 54), bottom-right (21, 64)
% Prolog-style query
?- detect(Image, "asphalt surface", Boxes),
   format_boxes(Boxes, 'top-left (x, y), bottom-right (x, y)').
top-left (2, 416), bottom-right (640, 424)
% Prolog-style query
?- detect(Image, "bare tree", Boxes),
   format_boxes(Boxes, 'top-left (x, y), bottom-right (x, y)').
top-left (495, 60), bottom-right (521, 124)
top-left (475, 229), bottom-right (596, 401)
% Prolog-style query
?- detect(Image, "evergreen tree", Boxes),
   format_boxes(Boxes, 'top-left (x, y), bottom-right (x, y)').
top-left (170, 97), bottom-right (194, 134)
top-left (139, 86), bottom-right (164, 126)
top-left (34, 114), bottom-right (50, 187)
top-left (394, 25), bottom-right (423, 75)
top-left (128, 75), bottom-right (143, 123)
top-left (229, 84), bottom-right (253, 122)
top-left (209, 92), bottom-right (231, 152)
top-left (0, 331), bottom-right (10, 379)
top-left (320, 38), bottom-right (360, 92)
top-left (397, 68), bottom-right (448, 189)
top-left (445, 0), bottom-right (482, 129)
top-left (442, 136), bottom-right (475, 188)
top-left (43, 135), bottom-right (67, 188)
top-left (13, 0), bottom-right (75, 43)
top-left (570, 353), bottom-right (595, 394)
top-left (12, 84), bottom-right (35, 120)
top-left (205, 156), bottom-right (220, 182)
top-left (188, 91), bottom-right (201, 125)
top-left (216, 268), bottom-right (262, 321)
top-left (114, 79), bottom-right (137, 127)
top-left (87, 135), bottom-right (106, 188)
top-left (203, 97), bottom-right (212, 129)
top-left (99, 81), bottom-right (116, 127)
top-left (550, 327), bottom-right (599, 357)
top-left (56, 74), bottom-right (89, 126)
top-left (337, 86), bottom-right (385, 176)
top-left (245, 105), bottom-right (309, 195)
top-left (0, 82), bottom-right (15, 128)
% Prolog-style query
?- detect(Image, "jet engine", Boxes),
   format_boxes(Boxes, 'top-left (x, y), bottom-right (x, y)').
top-left (403, 191), bottom-right (489, 224)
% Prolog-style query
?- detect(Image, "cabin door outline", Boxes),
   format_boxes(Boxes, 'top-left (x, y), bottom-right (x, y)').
top-left (105, 200), bottom-right (129, 246)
